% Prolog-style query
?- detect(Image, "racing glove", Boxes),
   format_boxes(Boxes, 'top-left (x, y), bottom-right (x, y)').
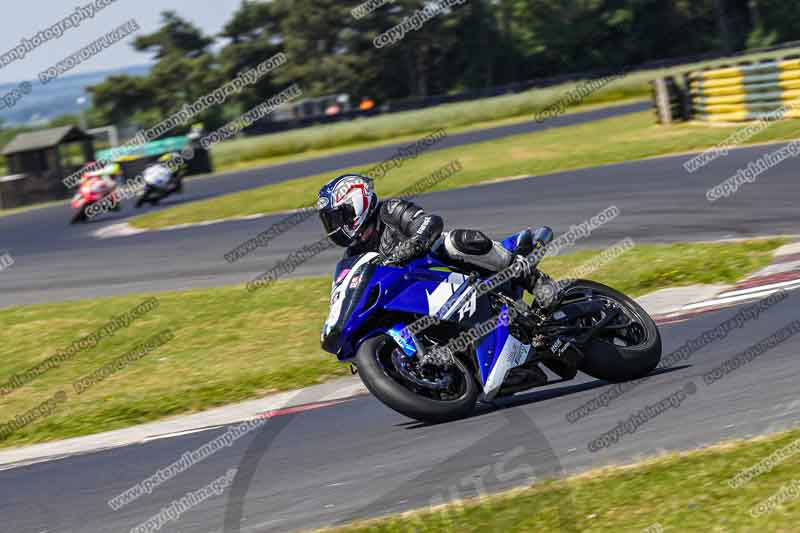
top-left (379, 235), bottom-right (428, 266)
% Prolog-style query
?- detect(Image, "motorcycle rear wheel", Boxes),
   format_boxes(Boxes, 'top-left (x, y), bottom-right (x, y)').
top-left (564, 280), bottom-right (662, 382)
top-left (355, 335), bottom-right (479, 423)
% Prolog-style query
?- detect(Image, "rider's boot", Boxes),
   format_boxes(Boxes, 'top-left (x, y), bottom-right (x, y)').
top-left (511, 226), bottom-right (556, 305)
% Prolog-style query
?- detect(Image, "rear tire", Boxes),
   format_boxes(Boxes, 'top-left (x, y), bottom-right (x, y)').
top-left (355, 335), bottom-right (479, 423)
top-left (566, 280), bottom-right (662, 382)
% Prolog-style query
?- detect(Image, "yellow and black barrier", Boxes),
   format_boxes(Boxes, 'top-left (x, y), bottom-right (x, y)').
top-left (687, 58), bottom-right (800, 122)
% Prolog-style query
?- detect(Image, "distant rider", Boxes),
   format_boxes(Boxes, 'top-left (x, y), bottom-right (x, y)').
top-left (156, 152), bottom-right (188, 193)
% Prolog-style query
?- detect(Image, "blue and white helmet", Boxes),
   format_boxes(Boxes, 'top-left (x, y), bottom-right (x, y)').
top-left (318, 174), bottom-right (378, 247)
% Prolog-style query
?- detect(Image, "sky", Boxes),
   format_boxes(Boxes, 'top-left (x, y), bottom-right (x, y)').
top-left (0, 0), bottom-right (246, 84)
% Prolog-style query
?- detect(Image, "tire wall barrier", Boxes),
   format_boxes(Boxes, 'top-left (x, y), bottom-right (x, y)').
top-left (650, 77), bottom-right (686, 124)
top-left (688, 56), bottom-right (800, 122)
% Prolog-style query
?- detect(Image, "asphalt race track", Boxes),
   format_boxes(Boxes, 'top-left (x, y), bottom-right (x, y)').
top-left (2, 101), bottom-right (800, 531)
top-left (1, 126), bottom-right (800, 307)
top-left (0, 100), bottom-right (650, 308)
top-left (3, 295), bottom-right (800, 532)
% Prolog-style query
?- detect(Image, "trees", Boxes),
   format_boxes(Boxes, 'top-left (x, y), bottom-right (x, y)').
top-left (91, 12), bottom-right (220, 130)
top-left (133, 11), bottom-right (213, 59)
top-left (85, 2), bottom-right (800, 131)
top-left (218, 1), bottom-right (284, 110)
top-left (89, 75), bottom-right (155, 127)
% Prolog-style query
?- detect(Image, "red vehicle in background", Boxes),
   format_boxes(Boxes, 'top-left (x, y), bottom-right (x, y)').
top-left (70, 162), bottom-right (123, 224)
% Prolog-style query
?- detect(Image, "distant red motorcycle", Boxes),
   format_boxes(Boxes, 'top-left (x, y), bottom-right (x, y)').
top-left (70, 163), bottom-right (122, 224)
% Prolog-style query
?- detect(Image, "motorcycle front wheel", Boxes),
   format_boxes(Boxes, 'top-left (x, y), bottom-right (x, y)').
top-left (135, 188), bottom-right (150, 208)
top-left (355, 335), bottom-right (479, 423)
top-left (70, 206), bottom-right (87, 224)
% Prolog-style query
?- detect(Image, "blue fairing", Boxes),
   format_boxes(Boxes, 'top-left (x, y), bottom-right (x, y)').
top-left (476, 305), bottom-right (511, 384)
top-left (501, 230), bottom-right (529, 253)
top-left (322, 230), bottom-right (531, 388)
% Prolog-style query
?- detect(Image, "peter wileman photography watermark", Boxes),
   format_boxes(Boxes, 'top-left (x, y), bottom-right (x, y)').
top-left (0, 81), bottom-right (32, 111)
top-left (373, 0), bottom-right (468, 48)
top-left (565, 290), bottom-right (788, 423)
top-left (109, 414), bottom-right (267, 510)
top-left (587, 382), bottom-right (697, 452)
top-left (72, 330), bottom-right (175, 395)
top-left (131, 468), bottom-right (238, 533)
top-left (0, 297), bottom-right (160, 396)
top-left (85, 84), bottom-right (302, 219)
top-left (535, 70), bottom-right (628, 123)
top-left (0, 0), bottom-right (119, 70)
top-left (702, 320), bottom-right (800, 387)
top-left (706, 139), bottom-right (800, 202)
top-left (199, 84), bottom-right (303, 149)
top-left (0, 390), bottom-right (68, 441)
top-left (63, 52), bottom-right (289, 189)
top-left (683, 99), bottom-right (800, 174)
top-left (351, 0), bottom-right (395, 20)
top-left (245, 159), bottom-right (463, 293)
top-left (38, 19), bottom-right (141, 84)
top-left (223, 128), bottom-right (448, 263)
top-left (750, 479), bottom-right (800, 518)
top-left (405, 236), bottom-right (636, 348)
top-left (729, 435), bottom-right (800, 489)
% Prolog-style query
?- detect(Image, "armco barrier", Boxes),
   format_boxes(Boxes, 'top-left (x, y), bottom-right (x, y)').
top-left (687, 56), bottom-right (800, 122)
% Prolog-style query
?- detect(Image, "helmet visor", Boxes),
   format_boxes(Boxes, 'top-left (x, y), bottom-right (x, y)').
top-left (320, 203), bottom-right (356, 246)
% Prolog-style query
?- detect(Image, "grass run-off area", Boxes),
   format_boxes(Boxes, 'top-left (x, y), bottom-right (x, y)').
top-left (207, 46), bottom-right (800, 172)
top-left (325, 426), bottom-right (800, 532)
top-left (0, 238), bottom-right (784, 448)
top-left (130, 107), bottom-right (800, 230)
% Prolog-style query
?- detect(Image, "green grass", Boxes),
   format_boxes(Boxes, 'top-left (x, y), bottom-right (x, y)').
top-left (0, 239), bottom-right (783, 448)
top-left (0, 278), bottom-right (348, 448)
top-left (209, 97), bottom-right (646, 173)
top-left (325, 427), bottom-right (800, 532)
top-left (208, 46), bottom-right (800, 172)
top-left (131, 107), bottom-right (800, 230)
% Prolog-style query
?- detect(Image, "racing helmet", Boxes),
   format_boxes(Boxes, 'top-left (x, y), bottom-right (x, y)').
top-left (157, 152), bottom-right (186, 173)
top-left (318, 174), bottom-right (378, 247)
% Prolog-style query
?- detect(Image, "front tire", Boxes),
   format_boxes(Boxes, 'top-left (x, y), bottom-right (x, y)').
top-left (355, 335), bottom-right (479, 423)
top-left (70, 206), bottom-right (87, 224)
top-left (136, 187), bottom-right (152, 208)
top-left (565, 280), bottom-right (662, 382)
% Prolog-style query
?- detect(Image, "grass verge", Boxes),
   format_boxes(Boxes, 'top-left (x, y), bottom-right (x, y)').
top-left (0, 239), bottom-right (784, 448)
top-left (209, 46), bottom-right (800, 171)
top-left (130, 107), bottom-right (800, 230)
top-left (325, 427), bottom-right (800, 532)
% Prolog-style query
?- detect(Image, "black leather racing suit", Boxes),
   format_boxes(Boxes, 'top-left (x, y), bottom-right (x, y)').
top-left (343, 198), bottom-right (542, 296)
top-left (344, 198), bottom-right (443, 264)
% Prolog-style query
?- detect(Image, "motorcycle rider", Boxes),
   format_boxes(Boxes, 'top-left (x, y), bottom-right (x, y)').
top-left (81, 162), bottom-right (122, 187)
top-left (155, 152), bottom-right (188, 193)
top-left (317, 173), bottom-right (545, 294)
top-left (79, 162), bottom-right (123, 210)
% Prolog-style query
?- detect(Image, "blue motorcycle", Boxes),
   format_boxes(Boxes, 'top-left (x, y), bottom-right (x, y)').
top-left (321, 227), bottom-right (662, 423)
